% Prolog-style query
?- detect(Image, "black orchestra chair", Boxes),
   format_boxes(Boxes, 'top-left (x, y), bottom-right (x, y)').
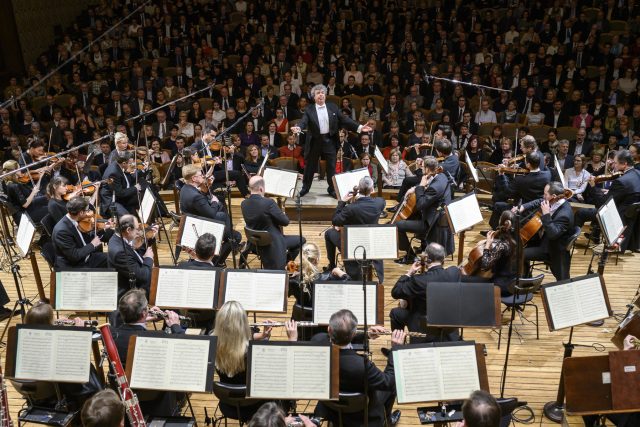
top-left (529, 226), bottom-right (581, 276)
top-left (40, 214), bottom-right (56, 238)
top-left (497, 274), bottom-right (544, 349)
top-left (211, 382), bottom-right (259, 426)
top-left (319, 392), bottom-right (368, 427)
top-left (241, 227), bottom-right (272, 269)
top-left (496, 396), bottom-right (522, 427)
top-left (10, 379), bottom-right (78, 427)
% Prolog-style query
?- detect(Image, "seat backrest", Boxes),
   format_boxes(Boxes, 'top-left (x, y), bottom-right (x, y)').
top-left (321, 392), bottom-right (368, 414)
top-left (565, 225), bottom-right (582, 251)
top-left (625, 201), bottom-right (640, 219)
top-left (212, 382), bottom-right (250, 405)
top-left (244, 226), bottom-right (273, 247)
top-left (10, 379), bottom-right (57, 402)
top-left (41, 214), bottom-right (56, 237)
top-left (509, 274), bottom-right (544, 295)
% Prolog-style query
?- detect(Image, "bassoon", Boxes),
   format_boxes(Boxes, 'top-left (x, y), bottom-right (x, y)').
top-left (99, 324), bottom-right (146, 427)
top-left (0, 358), bottom-right (12, 427)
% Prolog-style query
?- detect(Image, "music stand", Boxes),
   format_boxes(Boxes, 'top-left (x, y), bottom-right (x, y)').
top-left (444, 192), bottom-right (483, 265)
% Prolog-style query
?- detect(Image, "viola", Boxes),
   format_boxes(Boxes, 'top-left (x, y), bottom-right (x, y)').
top-left (593, 171), bottom-right (623, 184)
top-left (132, 224), bottom-right (158, 249)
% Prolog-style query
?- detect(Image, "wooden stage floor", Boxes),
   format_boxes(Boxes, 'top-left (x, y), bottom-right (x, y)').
top-left (0, 189), bottom-right (637, 426)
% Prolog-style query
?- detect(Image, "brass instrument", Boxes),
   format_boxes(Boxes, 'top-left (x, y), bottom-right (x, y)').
top-left (148, 307), bottom-right (191, 322)
top-left (53, 319), bottom-right (99, 327)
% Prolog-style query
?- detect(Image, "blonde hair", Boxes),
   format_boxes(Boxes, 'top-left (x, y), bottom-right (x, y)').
top-left (212, 301), bottom-right (252, 376)
top-left (301, 243), bottom-right (321, 293)
top-left (2, 160), bottom-right (19, 183)
top-left (182, 164), bottom-right (201, 181)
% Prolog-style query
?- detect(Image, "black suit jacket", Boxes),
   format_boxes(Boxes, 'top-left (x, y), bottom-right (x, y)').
top-left (568, 140), bottom-right (593, 157)
top-left (391, 265), bottom-right (463, 332)
top-left (544, 111), bottom-right (571, 127)
top-left (297, 102), bottom-right (361, 157)
top-left (416, 173), bottom-right (451, 226)
top-left (495, 170), bottom-right (551, 204)
top-left (179, 184), bottom-right (224, 220)
top-left (311, 334), bottom-right (395, 427)
top-left (241, 194), bottom-right (290, 270)
top-left (99, 162), bottom-right (139, 215)
top-left (51, 216), bottom-right (108, 269)
top-left (107, 234), bottom-right (153, 297)
top-left (332, 196), bottom-right (385, 226)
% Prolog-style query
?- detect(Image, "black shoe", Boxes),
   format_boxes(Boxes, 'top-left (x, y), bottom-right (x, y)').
top-left (328, 190), bottom-right (337, 199)
top-left (299, 188), bottom-right (309, 197)
top-left (390, 410), bottom-right (401, 426)
top-left (169, 211), bottom-right (181, 224)
top-left (480, 230), bottom-right (489, 237)
top-left (0, 307), bottom-right (13, 321)
top-left (386, 205), bottom-right (399, 213)
top-left (394, 254), bottom-right (414, 265)
top-left (379, 211), bottom-right (388, 219)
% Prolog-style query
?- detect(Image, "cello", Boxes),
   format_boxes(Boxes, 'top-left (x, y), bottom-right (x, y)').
top-left (390, 166), bottom-right (443, 224)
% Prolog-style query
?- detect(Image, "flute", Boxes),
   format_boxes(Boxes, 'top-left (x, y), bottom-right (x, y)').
top-left (357, 329), bottom-right (428, 338)
top-left (53, 319), bottom-right (99, 327)
top-left (149, 308), bottom-right (191, 322)
top-left (250, 321), bottom-right (319, 327)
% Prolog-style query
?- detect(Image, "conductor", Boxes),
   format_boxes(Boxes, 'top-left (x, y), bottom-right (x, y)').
top-left (291, 84), bottom-right (373, 198)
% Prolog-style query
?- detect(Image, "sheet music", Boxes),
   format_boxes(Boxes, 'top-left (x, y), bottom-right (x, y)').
top-left (554, 154), bottom-right (567, 188)
top-left (130, 336), bottom-right (211, 392)
top-left (447, 194), bottom-right (483, 234)
top-left (139, 188), bottom-right (156, 225)
top-left (263, 167), bottom-right (298, 198)
top-left (465, 151), bottom-right (479, 182)
top-left (223, 271), bottom-right (286, 312)
top-left (180, 215), bottom-right (225, 255)
top-left (394, 344), bottom-right (480, 404)
top-left (16, 214), bottom-right (35, 257)
top-left (249, 344), bottom-right (331, 399)
top-left (333, 168), bottom-right (371, 200)
top-left (545, 276), bottom-right (610, 330)
top-left (598, 198), bottom-right (624, 246)
top-left (374, 145), bottom-right (389, 174)
top-left (15, 328), bottom-right (91, 383)
top-left (154, 268), bottom-right (217, 309)
top-left (55, 271), bottom-right (118, 311)
top-left (313, 282), bottom-right (378, 325)
top-left (345, 226), bottom-right (398, 260)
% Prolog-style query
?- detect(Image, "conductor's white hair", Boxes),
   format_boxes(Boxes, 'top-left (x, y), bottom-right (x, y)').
top-left (311, 84), bottom-right (327, 96)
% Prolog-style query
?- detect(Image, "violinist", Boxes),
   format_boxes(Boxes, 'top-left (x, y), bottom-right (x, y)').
top-left (434, 138), bottom-right (461, 197)
top-left (107, 131), bottom-right (132, 163)
top-left (18, 138), bottom-right (45, 168)
top-left (394, 156), bottom-right (451, 264)
top-left (201, 132), bottom-right (250, 197)
top-left (325, 176), bottom-right (386, 282)
top-left (99, 152), bottom-right (141, 217)
top-left (516, 182), bottom-right (575, 281)
top-left (1, 159), bottom-right (49, 224)
top-left (489, 151), bottom-right (550, 230)
top-left (576, 149), bottom-right (640, 249)
top-left (51, 196), bottom-right (113, 270)
top-left (107, 214), bottom-right (155, 298)
top-left (46, 176), bottom-right (83, 223)
top-left (179, 164), bottom-right (240, 264)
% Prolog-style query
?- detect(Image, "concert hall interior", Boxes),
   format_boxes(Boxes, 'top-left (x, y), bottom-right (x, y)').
top-left (0, 1), bottom-right (639, 427)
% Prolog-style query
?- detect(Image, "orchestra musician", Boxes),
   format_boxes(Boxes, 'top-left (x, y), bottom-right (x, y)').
top-left (99, 152), bottom-right (141, 217)
top-left (25, 302), bottom-right (102, 411)
top-left (248, 402), bottom-right (316, 427)
top-left (390, 243), bottom-right (464, 343)
top-left (477, 211), bottom-right (518, 296)
top-left (108, 131), bottom-right (132, 163)
top-left (309, 309), bottom-right (404, 427)
top-left (459, 390), bottom-right (502, 427)
top-left (240, 176), bottom-right (305, 270)
top-left (201, 132), bottom-right (250, 197)
top-left (212, 301), bottom-right (294, 422)
top-left (291, 84), bottom-right (372, 198)
top-left (47, 176), bottom-right (97, 223)
top-left (2, 159), bottom-right (50, 224)
top-left (179, 164), bottom-right (240, 264)
top-left (107, 214), bottom-right (156, 298)
top-left (434, 138), bottom-right (461, 196)
top-left (575, 149), bottom-right (640, 249)
top-left (81, 389), bottom-right (124, 427)
top-left (489, 152), bottom-right (551, 230)
top-left (516, 182), bottom-right (575, 281)
top-left (51, 196), bottom-right (113, 270)
top-left (324, 176), bottom-right (386, 282)
top-left (394, 156), bottom-right (452, 264)
top-left (111, 289), bottom-right (185, 417)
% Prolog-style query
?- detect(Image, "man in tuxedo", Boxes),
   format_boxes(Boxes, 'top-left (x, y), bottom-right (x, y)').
top-left (111, 289), bottom-right (184, 415)
top-left (325, 176), bottom-right (386, 282)
top-left (52, 197), bottom-right (113, 270)
top-left (390, 242), bottom-right (464, 342)
top-left (291, 84), bottom-right (372, 198)
top-left (107, 215), bottom-right (156, 298)
top-left (99, 149), bottom-right (141, 217)
top-left (312, 309), bottom-right (404, 427)
top-left (520, 182), bottom-right (575, 281)
top-left (240, 176), bottom-right (305, 270)
top-left (489, 152), bottom-right (551, 229)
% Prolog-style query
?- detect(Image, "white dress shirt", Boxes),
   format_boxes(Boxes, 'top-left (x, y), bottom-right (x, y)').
top-left (316, 103), bottom-right (330, 134)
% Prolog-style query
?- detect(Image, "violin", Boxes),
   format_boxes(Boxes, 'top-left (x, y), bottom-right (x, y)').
top-left (17, 162), bottom-right (57, 184)
top-left (77, 212), bottom-right (111, 234)
top-left (484, 165), bottom-right (530, 175)
top-left (593, 171), bottom-right (623, 184)
top-left (132, 223), bottom-right (158, 249)
top-left (505, 154), bottom-right (525, 165)
top-left (404, 142), bottom-right (433, 151)
top-left (63, 177), bottom-right (113, 200)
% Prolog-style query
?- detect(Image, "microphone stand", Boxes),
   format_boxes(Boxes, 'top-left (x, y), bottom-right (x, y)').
top-left (290, 187), bottom-right (305, 337)
top-left (353, 245), bottom-right (371, 427)
top-left (213, 102), bottom-right (264, 269)
top-left (423, 73), bottom-right (512, 93)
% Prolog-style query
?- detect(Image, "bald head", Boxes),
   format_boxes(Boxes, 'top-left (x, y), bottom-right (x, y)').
top-left (248, 176), bottom-right (265, 194)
